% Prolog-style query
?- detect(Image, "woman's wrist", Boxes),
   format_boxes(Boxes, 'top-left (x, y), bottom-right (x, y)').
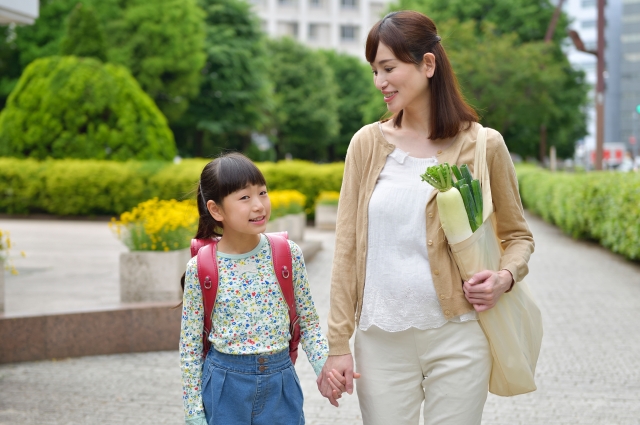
top-left (498, 269), bottom-right (514, 293)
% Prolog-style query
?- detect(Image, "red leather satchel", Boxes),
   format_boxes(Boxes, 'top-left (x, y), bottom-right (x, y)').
top-left (190, 232), bottom-right (301, 364)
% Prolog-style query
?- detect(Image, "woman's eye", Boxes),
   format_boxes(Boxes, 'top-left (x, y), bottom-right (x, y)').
top-left (385, 67), bottom-right (393, 72)
top-left (371, 70), bottom-right (378, 76)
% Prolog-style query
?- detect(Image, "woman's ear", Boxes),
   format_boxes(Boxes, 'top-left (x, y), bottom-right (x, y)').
top-left (207, 200), bottom-right (224, 222)
top-left (422, 52), bottom-right (436, 78)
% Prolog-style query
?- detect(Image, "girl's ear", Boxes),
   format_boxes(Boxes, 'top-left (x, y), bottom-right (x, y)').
top-left (207, 200), bottom-right (224, 222)
top-left (422, 52), bottom-right (436, 78)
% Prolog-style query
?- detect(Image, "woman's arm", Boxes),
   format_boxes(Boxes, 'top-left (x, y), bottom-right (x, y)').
top-left (326, 138), bottom-right (363, 355)
top-left (463, 129), bottom-right (535, 310)
top-left (179, 258), bottom-right (208, 425)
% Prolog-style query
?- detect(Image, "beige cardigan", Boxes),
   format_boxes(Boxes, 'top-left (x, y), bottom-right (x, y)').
top-left (327, 122), bottom-right (535, 355)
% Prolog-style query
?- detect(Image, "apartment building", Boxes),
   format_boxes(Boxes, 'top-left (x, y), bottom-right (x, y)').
top-left (0, 0), bottom-right (39, 24)
top-left (620, 0), bottom-right (640, 156)
top-left (563, 0), bottom-right (623, 157)
top-left (250, 0), bottom-right (390, 58)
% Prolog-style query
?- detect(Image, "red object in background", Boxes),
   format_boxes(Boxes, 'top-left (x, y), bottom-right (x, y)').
top-left (630, 136), bottom-right (637, 146)
top-left (590, 146), bottom-right (624, 164)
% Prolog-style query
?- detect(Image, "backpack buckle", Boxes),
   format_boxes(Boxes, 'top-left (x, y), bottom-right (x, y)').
top-left (204, 276), bottom-right (212, 289)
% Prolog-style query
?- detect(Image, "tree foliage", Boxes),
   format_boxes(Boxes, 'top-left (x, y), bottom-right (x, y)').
top-left (172, 0), bottom-right (273, 158)
top-left (319, 50), bottom-right (380, 161)
top-left (389, 0), bottom-right (589, 158)
top-left (0, 56), bottom-right (176, 161)
top-left (94, 0), bottom-right (207, 122)
top-left (0, 0), bottom-right (206, 123)
top-left (60, 3), bottom-right (107, 61)
top-left (265, 37), bottom-right (340, 161)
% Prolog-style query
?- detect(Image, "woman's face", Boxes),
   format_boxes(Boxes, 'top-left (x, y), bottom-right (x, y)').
top-left (370, 42), bottom-right (434, 114)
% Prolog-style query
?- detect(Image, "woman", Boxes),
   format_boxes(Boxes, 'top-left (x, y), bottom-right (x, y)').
top-left (316, 10), bottom-right (535, 425)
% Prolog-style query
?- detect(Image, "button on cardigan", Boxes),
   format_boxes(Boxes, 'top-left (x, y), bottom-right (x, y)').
top-left (327, 122), bottom-right (535, 356)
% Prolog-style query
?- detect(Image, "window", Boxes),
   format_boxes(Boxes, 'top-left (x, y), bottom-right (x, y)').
top-left (341, 25), bottom-right (358, 41)
top-left (341, 0), bottom-right (357, 9)
top-left (581, 0), bottom-right (596, 7)
top-left (308, 24), bottom-right (319, 40)
top-left (581, 19), bottom-right (596, 28)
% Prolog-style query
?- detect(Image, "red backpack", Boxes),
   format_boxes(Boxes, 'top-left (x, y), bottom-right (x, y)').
top-left (190, 232), bottom-right (302, 364)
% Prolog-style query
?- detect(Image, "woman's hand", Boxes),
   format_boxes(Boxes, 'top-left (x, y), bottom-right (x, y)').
top-left (316, 354), bottom-right (360, 407)
top-left (463, 269), bottom-right (513, 312)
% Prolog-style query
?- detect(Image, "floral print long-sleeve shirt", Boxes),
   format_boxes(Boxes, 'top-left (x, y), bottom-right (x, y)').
top-left (180, 235), bottom-right (328, 425)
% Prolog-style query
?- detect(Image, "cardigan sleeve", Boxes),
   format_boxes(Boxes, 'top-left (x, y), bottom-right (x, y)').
top-left (486, 128), bottom-right (535, 284)
top-left (326, 132), bottom-right (364, 356)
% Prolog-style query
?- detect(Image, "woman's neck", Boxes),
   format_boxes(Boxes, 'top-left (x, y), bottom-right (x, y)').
top-left (217, 231), bottom-right (262, 255)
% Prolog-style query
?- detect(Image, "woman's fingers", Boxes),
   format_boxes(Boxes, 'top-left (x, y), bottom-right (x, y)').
top-left (328, 371), bottom-right (346, 393)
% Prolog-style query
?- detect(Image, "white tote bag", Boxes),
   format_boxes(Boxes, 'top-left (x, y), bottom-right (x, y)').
top-left (449, 127), bottom-right (543, 397)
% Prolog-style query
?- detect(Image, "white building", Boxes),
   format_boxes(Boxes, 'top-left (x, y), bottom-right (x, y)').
top-left (563, 0), bottom-right (622, 154)
top-left (250, 0), bottom-right (390, 58)
top-left (0, 0), bottom-right (39, 24)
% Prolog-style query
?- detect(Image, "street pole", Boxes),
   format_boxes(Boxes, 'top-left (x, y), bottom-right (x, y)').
top-left (594, 0), bottom-right (606, 170)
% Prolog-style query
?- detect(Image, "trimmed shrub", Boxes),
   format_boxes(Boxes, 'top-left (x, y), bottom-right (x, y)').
top-left (0, 158), bottom-right (345, 217)
top-left (517, 165), bottom-right (640, 260)
top-left (0, 56), bottom-right (176, 161)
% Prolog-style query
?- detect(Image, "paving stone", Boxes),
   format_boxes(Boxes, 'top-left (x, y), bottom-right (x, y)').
top-left (1, 213), bottom-right (639, 424)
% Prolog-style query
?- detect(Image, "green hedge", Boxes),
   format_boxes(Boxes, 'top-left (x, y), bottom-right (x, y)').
top-left (0, 157), bottom-right (344, 217)
top-left (517, 165), bottom-right (640, 261)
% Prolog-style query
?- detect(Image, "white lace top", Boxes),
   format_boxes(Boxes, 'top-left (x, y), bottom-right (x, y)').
top-left (359, 148), bottom-right (477, 332)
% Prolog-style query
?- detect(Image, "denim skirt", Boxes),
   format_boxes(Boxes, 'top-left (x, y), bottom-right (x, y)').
top-left (201, 348), bottom-right (305, 425)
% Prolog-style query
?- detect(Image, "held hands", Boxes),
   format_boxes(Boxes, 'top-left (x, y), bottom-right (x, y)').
top-left (316, 354), bottom-right (361, 407)
top-left (463, 269), bottom-right (513, 312)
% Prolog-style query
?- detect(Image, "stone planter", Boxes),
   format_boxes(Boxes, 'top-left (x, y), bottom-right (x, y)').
top-left (266, 213), bottom-right (306, 242)
top-left (0, 259), bottom-right (4, 314)
top-left (119, 248), bottom-right (191, 303)
top-left (315, 204), bottom-right (338, 230)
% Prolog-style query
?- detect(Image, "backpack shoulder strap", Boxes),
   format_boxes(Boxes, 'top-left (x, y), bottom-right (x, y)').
top-left (265, 233), bottom-right (296, 323)
top-left (196, 239), bottom-right (220, 355)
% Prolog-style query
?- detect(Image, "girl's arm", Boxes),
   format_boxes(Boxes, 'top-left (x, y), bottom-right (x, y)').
top-left (179, 258), bottom-right (208, 425)
top-left (289, 240), bottom-right (329, 376)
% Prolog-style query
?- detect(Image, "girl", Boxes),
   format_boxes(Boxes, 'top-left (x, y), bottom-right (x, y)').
top-left (318, 10), bottom-right (535, 425)
top-left (180, 153), bottom-right (329, 425)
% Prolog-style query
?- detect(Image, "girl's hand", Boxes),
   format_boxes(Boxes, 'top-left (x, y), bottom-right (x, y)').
top-left (463, 269), bottom-right (513, 312)
top-left (328, 369), bottom-right (361, 398)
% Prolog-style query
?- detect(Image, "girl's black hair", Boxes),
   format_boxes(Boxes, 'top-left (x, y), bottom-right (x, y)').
top-left (180, 152), bottom-right (267, 290)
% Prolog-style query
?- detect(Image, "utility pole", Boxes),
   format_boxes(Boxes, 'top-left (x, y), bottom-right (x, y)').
top-left (568, 0), bottom-right (606, 170)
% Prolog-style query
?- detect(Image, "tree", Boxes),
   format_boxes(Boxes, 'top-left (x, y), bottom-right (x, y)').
top-left (1, 0), bottom-right (206, 123)
top-left (0, 56), bottom-right (176, 161)
top-left (265, 37), bottom-right (340, 161)
top-left (388, 0), bottom-right (589, 158)
top-left (172, 0), bottom-right (274, 158)
top-left (319, 50), bottom-right (381, 161)
top-left (60, 3), bottom-right (107, 61)
top-left (94, 0), bottom-right (207, 122)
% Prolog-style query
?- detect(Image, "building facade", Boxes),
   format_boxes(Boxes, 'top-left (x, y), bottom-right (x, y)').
top-left (563, 0), bottom-right (623, 162)
top-left (620, 0), bottom-right (640, 158)
top-left (250, 0), bottom-right (390, 58)
top-left (0, 0), bottom-right (39, 24)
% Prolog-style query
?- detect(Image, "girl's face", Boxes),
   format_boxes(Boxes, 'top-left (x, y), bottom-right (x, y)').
top-left (370, 42), bottom-right (434, 114)
top-left (209, 184), bottom-right (271, 235)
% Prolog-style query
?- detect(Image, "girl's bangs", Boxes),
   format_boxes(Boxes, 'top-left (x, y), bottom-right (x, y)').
top-left (216, 155), bottom-right (267, 199)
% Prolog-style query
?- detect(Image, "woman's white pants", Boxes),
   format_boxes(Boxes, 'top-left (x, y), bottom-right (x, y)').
top-left (354, 320), bottom-right (491, 425)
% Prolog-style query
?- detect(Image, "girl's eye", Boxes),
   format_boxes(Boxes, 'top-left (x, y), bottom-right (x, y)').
top-left (260, 191), bottom-right (268, 196)
top-left (240, 195), bottom-right (250, 200)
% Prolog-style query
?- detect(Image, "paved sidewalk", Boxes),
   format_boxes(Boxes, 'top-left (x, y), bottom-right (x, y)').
top-left (1, 213), bottom-right (640, 424)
